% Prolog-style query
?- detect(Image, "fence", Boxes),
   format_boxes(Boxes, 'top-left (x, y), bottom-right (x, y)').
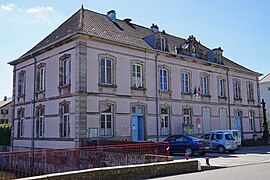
top-left (0, 142), bottom-right (169, 179)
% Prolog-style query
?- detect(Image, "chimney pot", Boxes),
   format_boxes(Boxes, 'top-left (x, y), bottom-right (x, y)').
top-left (4, 96), bottom-right (7, 101)
top-left (107, 10), bottom-right (116, 23)
top-left (123, 18), bottom-right (132, 24)
top-left (151, 23), bottom-right (159, 33)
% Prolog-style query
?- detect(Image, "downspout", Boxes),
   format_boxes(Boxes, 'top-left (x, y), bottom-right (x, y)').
top-left (11, 66), bottom-right (16, 151)
top-left (155, 53), bottom-right (159, 141)
top-left (31, 53), bottom-right (37, 150)
top-left (226, 68), bottom-right (232, 129)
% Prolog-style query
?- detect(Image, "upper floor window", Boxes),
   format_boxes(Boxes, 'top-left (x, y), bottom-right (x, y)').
top-left (132, 63), bottom-right (143, 88)
top-left (218, 79), bottom-right (225, 97)
top-left (59, 54), bottom-right (71, 87)
top-left (18, 71), bottom-right (26, 96)
top-left (233, 79), bottom-right (241, 99)
top-left (100, 58), bottom-right (112, 84)
top-left (17, 109), bottom-right (24, 137)
top-left (36, 106), bottom-right (45, 138)
top-left (248, 111), bottom-right (255, 132)
top-left (182, 72), bottom-right (190, 93)
top-left (160, 69), bottom-right (168, 91)
top-left (59, 102), bottom-right (70, 137)
top-left (0, 109), bottom-right (8, 115)
top-left (37, 63), bottom-right (46, 92)
top-left (160, 107), bottom-right (169, 135)
top-left (183, 108), bottom-right (191, 125)
top-left (200, 75), bottom-right (209, 95)
top-left (160, 38), bottom-right (166, 51)
top-left (100, 104), bottom-right (113, 136)
top-left (247, 81), bottom-right (254, 100)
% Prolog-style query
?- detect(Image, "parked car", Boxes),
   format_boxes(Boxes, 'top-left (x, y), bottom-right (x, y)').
top-left (164, 135), bottom-right (212, 156)
top-left (211, 129), bottom-right (241, 149)
top-left (201, 133), bottom-right (238, 153)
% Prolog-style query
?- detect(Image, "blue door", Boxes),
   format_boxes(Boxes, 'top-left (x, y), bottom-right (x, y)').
top-left (132, 106), bottom-right (145, 141)
top-left (235, 111), bottom-right (242, 137)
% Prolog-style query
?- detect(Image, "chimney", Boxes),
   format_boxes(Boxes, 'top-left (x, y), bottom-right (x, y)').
top-left (3, 96), bottom-right (7, 101)
top-left (123, 18), bottom-right (132, 24)
top-left (207, 47), bottom-right (223, 64)
top-left (151, 23), bottom-right (159, 33)
top-left (107, 10), bottom-right (116, 23)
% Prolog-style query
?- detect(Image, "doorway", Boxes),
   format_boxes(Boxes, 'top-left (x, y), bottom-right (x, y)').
top-left (132, 106), bottom-right (145, 141)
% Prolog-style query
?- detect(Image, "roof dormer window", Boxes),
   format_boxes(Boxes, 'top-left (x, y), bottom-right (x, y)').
top-left (160, 37), bottom-right (166, 51)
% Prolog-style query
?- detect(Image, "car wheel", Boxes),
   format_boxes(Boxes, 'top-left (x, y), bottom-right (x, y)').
top-left (185, 147), bottom-right (193, 156)
top-left (198, 152), bottom-right (206, 156)
top-left (229, 150), bottom-right (235, 153)
top-left (217, 146), bottom-right (225, 153)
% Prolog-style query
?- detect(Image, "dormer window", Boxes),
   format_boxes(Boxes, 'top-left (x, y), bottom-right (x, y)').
top-left (160, 38), bottom-right (166, 51)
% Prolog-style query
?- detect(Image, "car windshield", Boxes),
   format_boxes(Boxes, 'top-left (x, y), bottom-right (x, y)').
top-left (187, 135), bottom-right (200, 140)
top-left (225, 134), bottom-right (235, 140)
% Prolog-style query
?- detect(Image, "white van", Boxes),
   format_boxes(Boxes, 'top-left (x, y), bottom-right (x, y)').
top-left (210, 130), bottom-right (241, 148)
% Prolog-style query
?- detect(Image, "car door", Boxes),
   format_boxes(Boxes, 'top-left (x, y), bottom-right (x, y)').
top-left (173, 135), bottom-right (186, 153)
top-left (210, 134), bottom-right (220, 149)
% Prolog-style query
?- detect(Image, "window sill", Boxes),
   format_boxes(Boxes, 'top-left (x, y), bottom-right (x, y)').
top-left (218, 96), bottom-right (227, 99)
top-left (234, 98), bottom-right (242, 101)
top-left (98, 83), bottom-right (117, 88)
top-left (201, 94), bottom-right (212, 98)
top-left (159, 90), bottom-right (171, 94)
top-left (36, 90), bottom-right (45, 94)
top-left (58, 84), bottom-right (71, 95)
top-left (181, 92), bottom-right (192, 95)
top-left (131, 87), bottom-right (147, 91)
top-left (248, 99), bottom-right (255, 103)
top-left (58, 84), bottom-right (71, 89)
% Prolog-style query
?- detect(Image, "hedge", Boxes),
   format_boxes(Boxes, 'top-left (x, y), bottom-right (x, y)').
top-left (0, 124), bottom-right (11, 146)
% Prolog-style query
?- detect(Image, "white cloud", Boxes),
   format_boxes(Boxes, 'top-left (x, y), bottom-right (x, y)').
top-left (0, 3), bottom-right (15, 12)
top-left (26, 6), bottom-right (53, 21)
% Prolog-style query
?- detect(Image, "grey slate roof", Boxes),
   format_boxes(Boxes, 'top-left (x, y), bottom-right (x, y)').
top-left (0, 97), bottom-right (12, 108)
top-left (18, 7), bottom-right (255, 73)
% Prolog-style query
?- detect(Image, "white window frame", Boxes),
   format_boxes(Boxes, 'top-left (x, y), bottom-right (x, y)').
top-left (160, 38), bottom-right (166, 51)
top-left (37, 108), bottom-right (45, 137)
top-left (160, 107), bottom-right (169, 135)
top-left (18, 110), bottom-right (24, 137)
top-left (63, 58), bottom-right (71, 85)
top-left (39, 67), bottom-right (45, 91)
top-left (234, 80), bottom-right (241, 99)
top-left (100, 58), bottom-right (112, 84)
top-left (182, 72), bottom-right (190, 93)
top-left (183, 108), bottom-right (191, 125)
top-left (100, 105), bottom-right (113, 136)
top-left (160, 69), bottom-right (168, 91)
top-left (18, 72), bottom-right (25, 96)
top-left (201, 75), bottom-right (208, 95)
top-left (249, 111), bottom-right (254, 132)
top-left (132, 63), bottom-right (143, 88)
top-left (218, 79), bottom-right (225, 97)
top-left (61, 104), bottom-right (70, 137)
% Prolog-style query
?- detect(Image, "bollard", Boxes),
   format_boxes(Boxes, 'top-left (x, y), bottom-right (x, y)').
top-left (205, 157), bottom-right (210, 166)
top-left (185, 153), bottom-right (189, 160)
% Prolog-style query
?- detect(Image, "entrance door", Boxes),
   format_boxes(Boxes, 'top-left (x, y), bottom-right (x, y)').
top-left (132, 106), bottom-right (145, 141)
top-left (235, 111), bottom-right (242, 137)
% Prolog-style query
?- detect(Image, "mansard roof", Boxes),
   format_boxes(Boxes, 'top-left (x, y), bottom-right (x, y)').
top-left (11, 6), bottom-right (255, 73)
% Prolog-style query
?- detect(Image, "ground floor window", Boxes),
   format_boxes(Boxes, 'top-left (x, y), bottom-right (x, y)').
top-left (249, 111), bottom-right (255, 132)
top-left (160, 107), bottom-right (169, 135)
top-left (100, 105), bottom-right (113, 136)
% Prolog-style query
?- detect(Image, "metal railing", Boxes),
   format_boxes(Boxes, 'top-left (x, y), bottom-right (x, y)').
top-left (0, 142), bottom-right (169, 179)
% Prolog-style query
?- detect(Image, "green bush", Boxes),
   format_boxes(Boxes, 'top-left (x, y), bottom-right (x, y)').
top-left (0, 124), bottom-right (11, 146)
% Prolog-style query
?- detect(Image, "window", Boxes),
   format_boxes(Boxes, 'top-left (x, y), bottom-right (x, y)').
top-left (201, 75), bottom-right (209, 95)
top-left (183, 108), bottom-right (191, 125)
top-left (100, 58), bottom-right (112, 84)
top-left (132, 63), bottom-right (143, 88)
top-left (182, 72), bottom-right (190, 93)
top-left (249, 111), bottom-right (255, 132)
top-left (233, 80), bottom-right (241, 99)
top-left (59, 55), bottom-right (71, 87)
top-left (36, 106), bottom-right (45, 137)
top-left (160, 69), bottom-right (168, 91)
top-left (18, 71), bottom-right (25, 96)
top-left (17, 109), bottom-right (24, 137)
top-left (100, 105), bottom-right (113, 136)
top-left (160, 107), bottom-right (169, 135)
top-left (38, 67), bottom-right (45, 91)
top-left (218, 79), bottom-right (225, 97)
top-left (63, 58), bottom-right (71, 85)
top-left (160, 38), bottom-right (166, 51)
top-left (247, 81), bottom-right (254, 100)
top-left (60, 103), bottom-right (70, 137)
top-left (1, 109), bottom-right (8, 115)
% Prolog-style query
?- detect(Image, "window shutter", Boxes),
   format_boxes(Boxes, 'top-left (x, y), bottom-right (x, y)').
top-left (59, 122), bottom-right (63, 137)
top-left (59, 61), bottom-right (63, 86)
top-left (36, 69), bottom-right (40, 91)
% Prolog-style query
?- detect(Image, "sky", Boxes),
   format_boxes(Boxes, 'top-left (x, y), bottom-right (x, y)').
top-left (0, 0), bottom-right (269, 99)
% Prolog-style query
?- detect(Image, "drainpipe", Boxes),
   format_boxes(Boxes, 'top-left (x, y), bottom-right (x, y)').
top-left (226, 68), bottom-right (231, 129)
top-left (155, 53), bottom-right (159, 141)
top-left (11, 66), bottom-right (17, 151)
top-left (31, 53), bottom-right (37, 150)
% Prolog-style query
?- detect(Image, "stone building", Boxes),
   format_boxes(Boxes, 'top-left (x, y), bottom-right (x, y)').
top-left (8, 6), bottom-right (261, 150)
top-left (0, 96), bottom-right (12, 124)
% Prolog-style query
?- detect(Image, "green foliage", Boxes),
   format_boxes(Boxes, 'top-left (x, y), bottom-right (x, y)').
top-left (0, 124), bottom-right (11, 146)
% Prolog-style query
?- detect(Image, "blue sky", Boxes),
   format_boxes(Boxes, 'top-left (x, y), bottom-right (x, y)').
top-left (0, 0), bottom-right (269, 98)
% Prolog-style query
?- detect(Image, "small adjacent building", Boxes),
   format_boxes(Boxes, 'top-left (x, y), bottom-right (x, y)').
top-left (260, 73), bottom-right (270, 129)
top-left (8, 7), bottom-right (261, 150)
top-left (0, 96), bottom-right (12, 124)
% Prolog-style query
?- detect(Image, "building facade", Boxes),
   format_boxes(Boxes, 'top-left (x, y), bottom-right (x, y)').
top-left (260, 73), bottom-right (270, 129)
top-left (0, 96), bottom-right (12, 124)
top-left (9, 7), bottom-right (261, 150)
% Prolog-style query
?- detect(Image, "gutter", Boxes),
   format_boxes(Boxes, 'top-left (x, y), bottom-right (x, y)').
top-left (155, 53), bottom-right (159, 141)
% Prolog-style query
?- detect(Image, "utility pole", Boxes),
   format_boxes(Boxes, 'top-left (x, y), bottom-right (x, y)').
top-left (261, 99), bottom-right (269, 143)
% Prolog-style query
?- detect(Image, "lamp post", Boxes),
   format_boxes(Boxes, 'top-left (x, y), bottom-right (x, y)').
top-left (261, 99), bottom-right (269, 143)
